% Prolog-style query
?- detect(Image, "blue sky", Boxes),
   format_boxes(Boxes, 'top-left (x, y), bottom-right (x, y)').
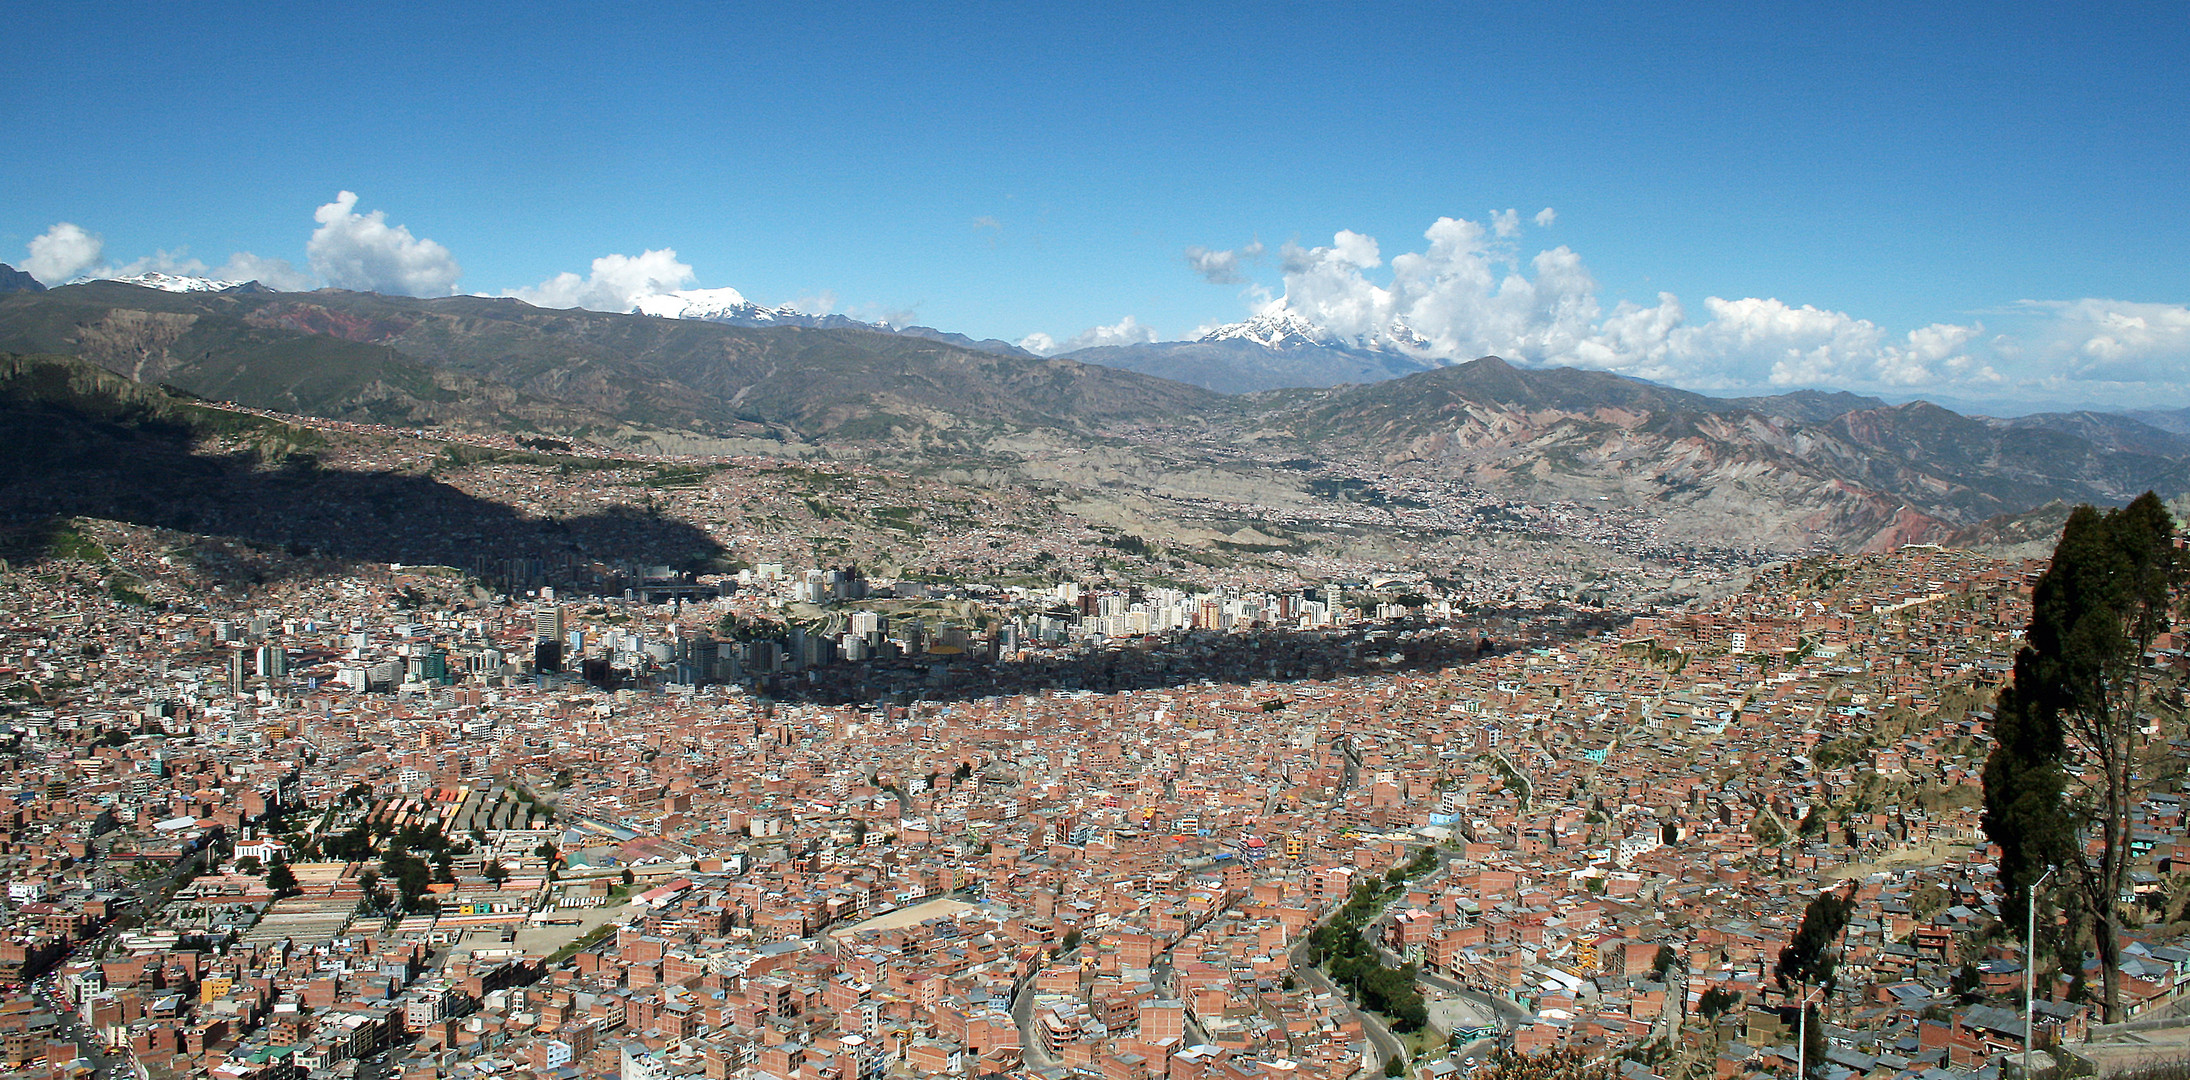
top-left (5, 1), bottom-right (2186, 411)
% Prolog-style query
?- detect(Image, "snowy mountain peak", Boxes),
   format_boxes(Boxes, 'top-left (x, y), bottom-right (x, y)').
top-left (629, 287), bottom-right (852, 327)
top-left (1197, 307), bottom-right (1430, 356)
top-left (84, 271), bottom-right (268, 294)
top-left (1384, 322), bottom-right (1431, 350)
top-left (629, 287), bottom-right (1034, 356)
top-left (633, 286), bottom-right (753, 320)
top-left (1197, 309), bottom-right (1336, 349)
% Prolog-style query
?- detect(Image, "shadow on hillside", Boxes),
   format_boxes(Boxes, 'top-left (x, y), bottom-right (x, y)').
top-left (751, 606), bottom-right (1631, 706)
top-left (0, 397), bottom-right (725, 591)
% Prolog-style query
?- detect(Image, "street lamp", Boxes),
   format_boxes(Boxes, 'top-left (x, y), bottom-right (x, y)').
top-left (2026, 866), bottom-right (2057, 1077)
top-left (1796, 980), bottom-right (1826, 1080)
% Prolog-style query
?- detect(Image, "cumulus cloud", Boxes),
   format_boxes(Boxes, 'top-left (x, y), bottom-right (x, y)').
top-left (1247, 213), bottom-right (2022, 396)
top-left (24, 223), bottom-right (103, 284)
top-left (2017, 298), bottom-right (2190, 382)
top-left (104, 248), bottom-right (203, 277)
top-left (1268, 217), bottom-right (1605, 364)
top-left (1675, 298), bottom-right (1982, 389)
top-left (1533, 207), bottom-right (1557, 228)
top-left (25, 221), bottom-right (314, 290)
top-left (508, 248), bottom-right (696, 311)
top-left (306, 191), bottom-right (460, 296)
top-left (1019, 316), bottom-right (1158, 356)
top-left (1069, 315), bottom-right (1157, 350)
top-left (1185, 240), bottom-right (1265, 285)
top-left (213, 252), bottom-right (313, 291)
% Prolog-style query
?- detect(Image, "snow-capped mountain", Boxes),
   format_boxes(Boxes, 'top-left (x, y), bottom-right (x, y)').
top-left (630, 286), bottom-right (840, 326)
top-left (1197, 307), bottom-right (1431, 356)
top-left (1197, 308), bottom-right (1338, 349)
top-left (75, 272), bottom-right (274, 294)
top-left (629, 287), bottom-right (1035, 356)
top-left (1068, 307), bottom-right (1440, 394)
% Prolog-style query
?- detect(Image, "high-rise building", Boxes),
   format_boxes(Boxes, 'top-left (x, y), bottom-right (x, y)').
top-left (255, 645), bottom-right (288, 679)
top-left (535, 606), bottom-right (563, 645)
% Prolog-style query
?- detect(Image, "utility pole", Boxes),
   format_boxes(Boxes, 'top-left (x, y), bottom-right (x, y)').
top-left (2026, 866), bottom-right (2056, 1076)
top-left (1798, 982), bottom-right (1808, 1080)
top-left (1796, 980), bottom-right (1825, 1080)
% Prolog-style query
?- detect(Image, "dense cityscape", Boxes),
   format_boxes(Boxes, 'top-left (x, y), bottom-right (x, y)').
top-left (7, 491), bottom-right (2178, 1080)
top-left (5, 9), bottom-right (2184, 1080)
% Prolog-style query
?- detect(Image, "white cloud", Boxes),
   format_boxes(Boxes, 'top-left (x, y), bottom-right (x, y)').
top-left (1533, 207), bottom-right (1557, 228)
top-left (1672, 298), bottom-right (1979, 389)
top-left (1020, 316), bottom-right (1158, 356)
top-left (213, 252), bottom-right (313, 291)
top-left (1249, 213), bottom-right (2016, 396)
top-left (1069, 315), bottom-right (1157, 350)
top-left (2017, 298), bottom-right (2190, 382)
top-left (508, 248), bottom-right (696, 311)
top-left (26, 222), bottom-right (314, 291)
top-left (1554, 293), bottom-right (1991, 391)
top-left (306, 191), bottom-right (460, 296)
top-left (1184, 241), bottom-right (1264, 285)
top-left (107, 248), bottom-right (207, 277)
top-left (1271, 217), bottom-right (1604, 362)
top-left (24, 223), bottom-right (103, 284)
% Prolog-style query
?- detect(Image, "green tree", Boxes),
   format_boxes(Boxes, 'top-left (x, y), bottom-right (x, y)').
top-left (395, 859), bottom-right (431, 910)
top-left (265, 858), bottom-right (298, 896)
top-left (1652, 944), bottom-right (1679, 982)
top-left (1776, 888), bottom-right (1854, 993)
top-left (1699, 987), bottom-right (1741, 1021)
top-left (484, 859), bottom-right (509, 887)
top-left (1982, 493), bottom-right (2180, 1023)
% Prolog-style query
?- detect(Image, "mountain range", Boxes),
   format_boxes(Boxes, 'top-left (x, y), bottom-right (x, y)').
top-left (0, 278), bottom-right (1212, 440)
top-left (1261, 357), bottom-right (2190, 549)
top-left (4, 267), bottom-right (2188, 554)
top-left (1063, 308), bottom-right (1439, 393)
top-left (620, 285), bottom-right (1040, 358)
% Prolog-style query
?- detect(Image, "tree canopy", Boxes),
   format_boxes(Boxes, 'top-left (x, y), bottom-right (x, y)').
top-left (1776, 888), bottom-right (1855, 993)
top-left (265, 857), bottom-right (298, 896)
top-left (1980, 492), bottom-right (2181, 1023)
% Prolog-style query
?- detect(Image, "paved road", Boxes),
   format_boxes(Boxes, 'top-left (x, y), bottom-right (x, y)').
top-left (29, 842), bottom-right (219, 1076)
top-left (1150, 957), bottom-right (1215, 1048)
top-left (1362, 909), bottom-right (1526, 1018)
top-left (1290, 922), bottom-right (1406, 1072)
top-left (32, 972), bottom-right (117, 1080)
top-left (1012, 946), bottom-right (1076, 1074)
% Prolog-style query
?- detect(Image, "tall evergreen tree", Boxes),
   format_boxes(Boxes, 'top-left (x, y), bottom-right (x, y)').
top-left (1777, 888), bottom-right (1855, 993)
top-left (1981, 492), bottom-right (2180, 1023)
top-left (265, 857), bottom-right (298, 896)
